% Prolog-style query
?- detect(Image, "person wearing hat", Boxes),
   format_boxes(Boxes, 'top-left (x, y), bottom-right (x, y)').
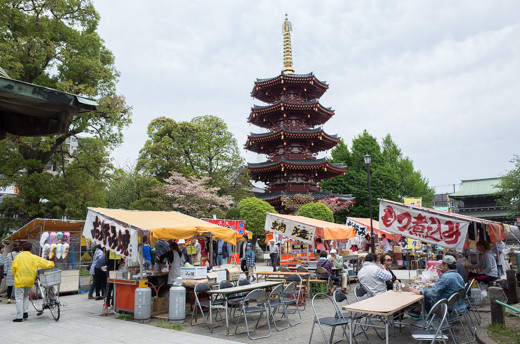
top-left (411, 255), bottom-right (465, 313)
top-left (330, 249), bottom-right (348, 293)
top-left (177, 239), bottom-right (191, 265)
top-left (268, 239), bottom-right (279, 272)
top-left (245, 243), bottom-right (256, 282)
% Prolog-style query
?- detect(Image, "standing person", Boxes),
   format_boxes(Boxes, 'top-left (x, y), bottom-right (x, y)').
top-left (363, 234), bottom-right (371, 252)
top-left (217, 239), bottom-right (230, 266)
top-left (177, 239), bottom-right (191, 265)
top-left (154, 238), bottom-right (170, 272)
top-left (315, 238), bottom-right (326, 254)
top-left (493, 241), bottom-right (507, 278)
top-left (238, 235), bottom-right (249, 272)
top-left (379, 234), bottom-right (392, 253)
top-left (268, 239), bottom-right (279, 272)
top-left (330, 249), bottom-right (348, 294)
top-left (357, 253), bottom-right (392, 296)
top-left (0, 244), bottom-right (4, 301)
top-left (380, 253), bottom-right (400, 290)
top-left (245, 243), bottom-right (256, 282)
top-left (468, 240), bottom-right (498, 284)
top-left (12, 242), bottom-right (54, 322)
top-left (160, 242), bottom-right (182, 285)
top-left (105, 251), bottom-right (122, 307)
top-left (90, 246), bottom-right (106, 300)
top-left (142, 237), bottom-right (152, 271)
top-left (190, 239), bottom-right (202, 266)
top-left (4, 243), bottom-right (20, 304)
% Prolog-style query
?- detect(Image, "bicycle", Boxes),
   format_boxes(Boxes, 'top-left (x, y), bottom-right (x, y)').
top-left (30, 268), bottom-right (61, 321)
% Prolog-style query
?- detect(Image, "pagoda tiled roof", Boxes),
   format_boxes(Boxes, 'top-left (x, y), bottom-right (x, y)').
top-left (247, 126), bottom-right (339, 140)
top-left (255, 72), bottom-right (328, 87)
top-left (254, 190), bottom-right (355, 202)
top-left (248, 158), bottom-right (346, 170)
top-left (251, 98), bottom-right (333, 112)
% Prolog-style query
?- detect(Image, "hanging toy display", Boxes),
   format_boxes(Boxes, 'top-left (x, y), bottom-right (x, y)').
top-left (63, 232), bottom-right (70, 244)
top-left (49, 243), bottom-right (57, 259)
top-left (56, 243), bottom-right (63, 259)
top-left (40, 232), bottom-right (49, 248)
top-left (57, 232), bottom-right (64, 243)
top-left (42, 243), bottom-right (51, 259)
top-left (62, 243), bottom-right (70, 259)
top-left (48, 232), bottom-right (58, 244)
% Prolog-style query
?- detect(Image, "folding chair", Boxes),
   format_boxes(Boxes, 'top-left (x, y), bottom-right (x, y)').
top-left (279, 266), bottom-right (290, 272)
top-left (332, 289), bottom-right (369, 343)
top-left (190, 283), bottom-right (224, 331)
top-left (297, 266), bottom-right (309, 273)
top-left (352, 285), bottom-right (384, 339)
top-left (285, 274), bottom-right (306, 310)
top-left (282, 281), bottom-right (302, 326)
top-left (309, 293), bottom-right (349, 344)
top-left (268, 283), bottom-right (290, 331)
top-left (219, 279), bottom-right (243, 318)
top-left (446, 292), bottom-right (472, 344)
top-left (457, 289), bottom-right (477, 341)
top-left (411, 299), bottom-right (450, 343)
top-left (464, 281), bottom-right (482, 326)
top-left (235, 289), bottom-right (271, 340)
top-left (316, 266), bottom-right (332, 292)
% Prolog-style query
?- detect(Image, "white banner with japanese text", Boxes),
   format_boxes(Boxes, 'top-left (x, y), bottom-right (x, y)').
top-left (346, 218), bottom-right (368, 238)
top-left (378, 200), bottom-right (469, 251)
top-left (264, 213), bottom-right (315, 244)
top-left (83, 210), bottom-right (139, 260)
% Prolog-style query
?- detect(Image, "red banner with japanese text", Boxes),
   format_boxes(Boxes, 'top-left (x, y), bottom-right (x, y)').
top-left (202, 219), bottom-right (246, 235)
top-left (378, 200), bottom-right (469, 251)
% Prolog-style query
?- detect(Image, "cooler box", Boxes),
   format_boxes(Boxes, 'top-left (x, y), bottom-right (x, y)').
top-left (211, 268), bottom-right (227, 283)
top-left (180, 267), bottom-right (207, 279)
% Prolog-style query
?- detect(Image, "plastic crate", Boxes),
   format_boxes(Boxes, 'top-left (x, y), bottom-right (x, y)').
top-left (39, 269), bottom-right (61, 287)
top-left (310, 280), bottom-right (327, 298)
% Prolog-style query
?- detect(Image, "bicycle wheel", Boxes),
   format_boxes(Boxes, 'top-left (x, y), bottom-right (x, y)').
top-left (47, 286), bottom-right (60, 321)
top-left (30, 282), bottom-right (44, 312)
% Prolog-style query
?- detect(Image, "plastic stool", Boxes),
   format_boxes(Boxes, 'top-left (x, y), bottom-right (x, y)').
top-left (309, 280), bottom-right (327, 298)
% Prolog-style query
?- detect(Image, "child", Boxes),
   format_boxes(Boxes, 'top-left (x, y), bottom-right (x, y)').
top-left (245, 243), bottom-right (256, 282)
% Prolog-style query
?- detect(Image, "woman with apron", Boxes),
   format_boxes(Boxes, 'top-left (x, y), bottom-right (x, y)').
top-left (160, 241), bottom-right (182, 285)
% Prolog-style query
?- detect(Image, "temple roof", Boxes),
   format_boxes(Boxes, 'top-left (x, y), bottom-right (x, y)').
top-left (245, 126), bottom-right (340, 153)
top-left (248, 158), bottom-right (347, 174)
top-left (252, 73), bottom-right (329, 103)
top-left (0, 74), bottom-right (97, 139)
top-left (251, 98), bottom-right (333, 112)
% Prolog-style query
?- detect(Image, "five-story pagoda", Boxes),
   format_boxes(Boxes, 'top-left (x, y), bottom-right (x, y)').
top-left (246, 15), bottom-right (352, 211)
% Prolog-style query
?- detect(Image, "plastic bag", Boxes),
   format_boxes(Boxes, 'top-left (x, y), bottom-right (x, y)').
top-left (478, 281), bottom-right (487, 300)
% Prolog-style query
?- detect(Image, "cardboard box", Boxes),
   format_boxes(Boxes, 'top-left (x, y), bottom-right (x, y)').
top-left (206, 272), bottom-right (218, 285)
top-left (153, 296), bottom-right (168, 313)
top-left (180, 266), bottom-right (207, 279)
top-left (211, 268), bottom-right (227, 283)
top-left (225, 266), bottom-right (241, 281)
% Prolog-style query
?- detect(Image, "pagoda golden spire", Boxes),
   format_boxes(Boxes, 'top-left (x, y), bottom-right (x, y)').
top-left (282, 14), bottom-right (294, 74)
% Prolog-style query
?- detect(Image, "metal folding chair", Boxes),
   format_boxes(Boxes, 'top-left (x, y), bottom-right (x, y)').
top-left (332, 289), bottom-right (369, 343)
top-left (446, 292), bottom-right (472, 344)
top-left (309, 293), bottom-right (349, 344)
top-left (282, 281), bottom-right (302, 326)
top-left (316, 266), bottom-right (332, 291)
top-left (411, 299), bottom-right (450, 343)
top-left (352, 285), bottom-right (384, 339)
top-left (279, 266), bottom-right (290, 272)
top-left (297, 266), bottom-right (309, 273)
top-left (285, 274), bottom-right (306, 310)
top-left (464, 281), bottom-right (482, 326)
top-left (234, 289), bottom-right (271, 340)
top-left (268, 283), bottom-right (290, 331)
top-left (190, 282), bottom-right (224, 331)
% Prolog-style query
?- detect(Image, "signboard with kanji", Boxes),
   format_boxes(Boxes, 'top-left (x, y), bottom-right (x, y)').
top-left (379, 200), bottom-right (469, 251)
top-left (202, 219), bottom-right (246, 235)
top-left (346, 218), bottom-right (367, 237)
top-left (264, 213), bottom-right (315, 244)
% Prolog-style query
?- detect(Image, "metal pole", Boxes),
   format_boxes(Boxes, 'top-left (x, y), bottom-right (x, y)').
top-left (367, 163), bottom-right (375, 253)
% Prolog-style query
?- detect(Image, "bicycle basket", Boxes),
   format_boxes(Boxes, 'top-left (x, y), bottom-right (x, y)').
top-left (39, 269), bottom-right (61, 287)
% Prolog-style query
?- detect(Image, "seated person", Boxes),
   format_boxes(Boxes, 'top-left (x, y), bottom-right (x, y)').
top-left (330, 248), bottom-right (348, 294)
top-left (358, 252), bottom-right (392, 296)
top-left (316, 250), bottom-right (341, 294)
top-left (380, 253), bottom-right (400, 290)
top-left (411, 255), bottom-right (465, 313)
top-left (468, 240), bottom-right (498, 284)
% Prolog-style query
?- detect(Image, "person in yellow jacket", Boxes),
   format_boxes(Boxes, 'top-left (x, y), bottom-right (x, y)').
top-left (12, 242), bottom-right (54, 322)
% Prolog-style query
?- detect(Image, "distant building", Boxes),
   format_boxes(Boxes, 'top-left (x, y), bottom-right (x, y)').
top-left (432, 193), bottom-right (454, 213)
top-left (44, 136), bottom-right (79, 174)
top-left (449, 178), bottom-right (510, 223)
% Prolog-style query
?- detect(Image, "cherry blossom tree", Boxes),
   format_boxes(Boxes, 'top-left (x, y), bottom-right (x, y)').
top-left (160, 172), bottom-right (232, 218)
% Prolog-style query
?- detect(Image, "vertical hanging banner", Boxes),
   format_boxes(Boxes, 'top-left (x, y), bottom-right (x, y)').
top-left (346, 218), bottom-right (367, 237)
top-left (379, 199), bottom-right (469, 251)
top-left (83, 210), bottom-right (138, 261)
top-left (264, 213), bottom-right (315, 244)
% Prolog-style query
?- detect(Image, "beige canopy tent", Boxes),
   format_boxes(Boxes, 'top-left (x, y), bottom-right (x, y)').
top-left (3, 218), bottom-right (84, 242)
top-left (83, 208), bottom-right (237, 261)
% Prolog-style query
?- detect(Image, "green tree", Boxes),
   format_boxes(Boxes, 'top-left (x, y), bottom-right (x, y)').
top-left (295, 202), bottom-right (334, 222)
top-left (497, 155), bottom-right (520, 219)
top-left (237, 197), bottom-right (276, 238)
top-left (137, 115), bottom-right (250, 201)
top-left (321, 131), bottom-right (434, 220)
top-left (225, 207), bottom-right (241, 219)
top-left (0, 0), bottom-right (132, 219)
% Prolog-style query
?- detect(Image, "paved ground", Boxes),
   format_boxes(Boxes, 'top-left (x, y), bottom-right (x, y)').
top-left (0, 266), bottom-right (492, 344)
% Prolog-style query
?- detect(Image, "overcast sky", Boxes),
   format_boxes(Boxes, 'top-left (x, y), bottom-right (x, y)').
top-left (92, 0), bottom-right (520, 194)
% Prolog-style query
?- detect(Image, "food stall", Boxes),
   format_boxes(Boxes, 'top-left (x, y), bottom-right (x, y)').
top-left (82, 208), bottom-right (237, 314)
top-left (264, 213), bottom-right (356, 265)
top-left (378, 199), bottom-right (507, 279)
top-left (2, 218), bottom-right (84, 293)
